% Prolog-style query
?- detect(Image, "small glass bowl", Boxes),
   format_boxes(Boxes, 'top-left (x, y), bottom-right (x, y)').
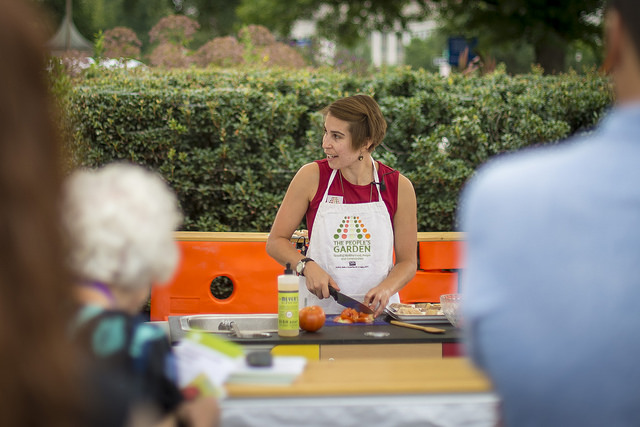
top-left (440, 294), bottom-right (462, 328)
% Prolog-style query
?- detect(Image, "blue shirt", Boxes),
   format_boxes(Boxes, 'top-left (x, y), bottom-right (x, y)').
top-left (459, 103), bottom-right (640, 426)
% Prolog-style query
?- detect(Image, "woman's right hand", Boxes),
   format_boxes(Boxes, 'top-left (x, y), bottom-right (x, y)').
top-left (303, 261), bottom-right (338, 300)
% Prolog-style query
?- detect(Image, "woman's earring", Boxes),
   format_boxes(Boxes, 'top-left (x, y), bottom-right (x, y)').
top-left (358, 154), bottom-right (363, 161)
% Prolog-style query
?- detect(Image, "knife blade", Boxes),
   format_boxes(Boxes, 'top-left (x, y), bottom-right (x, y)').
top-left (328, 287), bottom-right (373, 314)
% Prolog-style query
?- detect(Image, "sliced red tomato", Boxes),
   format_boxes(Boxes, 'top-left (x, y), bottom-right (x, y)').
top-left (357, 313), bottom-right (374, 324)
top-left (340, 308), bottom-right (359, 322)
top-left (335, 308), bottom-right (374, 324)
top-left (333, 315), bottom-right (353, 323)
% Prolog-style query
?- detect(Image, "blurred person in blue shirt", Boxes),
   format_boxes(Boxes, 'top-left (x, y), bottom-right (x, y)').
top-left (459, 0), bottom-right (640, 425)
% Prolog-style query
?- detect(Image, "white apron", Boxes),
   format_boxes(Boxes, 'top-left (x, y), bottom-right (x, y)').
top-left (300, 157), bottom-right (399, 314)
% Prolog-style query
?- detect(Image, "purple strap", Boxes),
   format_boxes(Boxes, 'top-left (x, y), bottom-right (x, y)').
top-left (80, 281), bottom-right (115, 302)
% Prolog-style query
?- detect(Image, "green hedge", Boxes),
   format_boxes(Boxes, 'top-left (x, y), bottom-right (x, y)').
top-left (65, 67), bottom-right (612, 231)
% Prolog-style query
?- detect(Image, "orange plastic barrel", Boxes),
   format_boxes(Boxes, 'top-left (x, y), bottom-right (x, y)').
top-left (150, 239), bottom-right (284, 320)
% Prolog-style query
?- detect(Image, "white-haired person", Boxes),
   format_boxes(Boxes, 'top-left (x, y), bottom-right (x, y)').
top-left (64, 162), bottom-right (219, 427)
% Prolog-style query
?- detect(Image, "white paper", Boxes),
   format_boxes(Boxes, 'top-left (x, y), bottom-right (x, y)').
top-left (227, 356), bottom-right (307, 385)
top-left (173, 338), bottom-right (242, 389)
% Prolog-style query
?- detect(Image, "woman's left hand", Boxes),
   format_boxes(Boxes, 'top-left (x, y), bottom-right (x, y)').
top-left (364, 285), bottom-right (394, 317)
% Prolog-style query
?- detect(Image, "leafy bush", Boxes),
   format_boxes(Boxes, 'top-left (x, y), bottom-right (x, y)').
top-left (193, 36), bottom-right (244, 68)
top-left (238, 25), bottom-right (277, 47)
top-left (63, 67), bottom-right (612, 231)
top-left (148, 42), bottom-right (190, 68)
top-left (148, 15), bottom-right (200, 47)
top-left (238, 25), bottom-right (306, 69)
top-left (103, 27), bottom-right (142, 59)
top-left (259, 42), bottom-right (306, 69)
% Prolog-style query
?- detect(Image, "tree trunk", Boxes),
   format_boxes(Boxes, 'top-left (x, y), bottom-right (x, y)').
top-left (534, 32), bottom-right (567, 74)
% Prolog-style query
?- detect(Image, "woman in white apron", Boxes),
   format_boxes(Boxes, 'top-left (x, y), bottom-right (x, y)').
top-left (266, 95), bottom-right (417, 316)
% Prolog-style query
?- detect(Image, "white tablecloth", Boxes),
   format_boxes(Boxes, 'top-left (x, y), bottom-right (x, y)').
top-left (221, 392), bottom-right (499, 427)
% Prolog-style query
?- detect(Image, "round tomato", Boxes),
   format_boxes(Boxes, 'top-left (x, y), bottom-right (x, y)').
top-left (299, 306), bottom-right (326, 332)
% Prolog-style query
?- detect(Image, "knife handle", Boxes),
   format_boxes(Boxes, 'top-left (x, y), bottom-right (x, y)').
top-left (390, 320), bottom-right (446, 334)
top-left (328, 286), bottom-right (338, 300)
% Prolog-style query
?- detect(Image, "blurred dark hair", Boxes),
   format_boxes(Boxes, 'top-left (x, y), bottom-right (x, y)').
top-left (0, 0), bottom-right (82, 426)
top-left (608, 0), bottom-right (640, 56)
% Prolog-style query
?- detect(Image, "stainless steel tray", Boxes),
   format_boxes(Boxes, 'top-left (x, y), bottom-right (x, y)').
top-left (384, 308), bottom-right (448, 324)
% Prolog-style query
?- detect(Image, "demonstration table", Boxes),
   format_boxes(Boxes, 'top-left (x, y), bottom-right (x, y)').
top-left (221, 357), bottom-right (498, 427)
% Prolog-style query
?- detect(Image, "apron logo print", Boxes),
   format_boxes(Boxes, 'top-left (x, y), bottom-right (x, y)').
top-left (333, 216), bottom-right (371, 240)
top-left (332, 216), bottom-right (372, 257)
top-left (349, 261), bottom-right (356, 266)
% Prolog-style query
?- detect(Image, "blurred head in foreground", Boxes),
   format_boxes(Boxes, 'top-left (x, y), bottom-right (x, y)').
top-left (603, 0), bottom-right (640, 103)
top-left (0, 0), bottom-right (83, 425)
top-left (63, 162), bottom-right (182, 313)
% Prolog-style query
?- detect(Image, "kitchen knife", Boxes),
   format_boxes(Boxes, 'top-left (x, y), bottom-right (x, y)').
top-left (328, 287), bottom-right (374, 314)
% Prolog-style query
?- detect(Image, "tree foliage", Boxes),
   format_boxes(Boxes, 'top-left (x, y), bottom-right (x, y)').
top-left (236, 0), bottom-right (432, 46)
top-left (431, 0), bottom-right (606, 73)
top-left (35, 0), bottom-right (174, 49)
top-left (404, 32), bottom-right (448, 73)
top-left (36, 0), bottom-right (431, 60)
top-left (174, 0), bottom-right (240, 48)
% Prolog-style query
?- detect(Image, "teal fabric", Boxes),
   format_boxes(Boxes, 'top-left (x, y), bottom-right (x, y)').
top-left (92, 316), bottom-right (126, 357)
top-left (72, 305), bottom-right (183, 415)
top-left (131, 323), bottom-right (166, 359)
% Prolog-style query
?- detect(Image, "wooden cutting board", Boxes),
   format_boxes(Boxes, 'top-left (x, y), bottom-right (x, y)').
top-left (226, 357), bottom-right (491, 397)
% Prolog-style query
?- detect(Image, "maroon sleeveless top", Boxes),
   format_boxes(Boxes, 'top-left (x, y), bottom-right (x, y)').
top-left (305, 159), bottom-right (399, 239)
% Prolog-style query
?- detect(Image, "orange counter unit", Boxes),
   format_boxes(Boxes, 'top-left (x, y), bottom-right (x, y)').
top-left (399, 239), bottom-right (464, 304)
top-left (150, 232), bottom-right (464, 321)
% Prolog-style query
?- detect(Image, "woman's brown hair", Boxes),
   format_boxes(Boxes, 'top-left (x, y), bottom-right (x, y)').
top-left (0, 1), bottom-right (82, 425)
top-left (322, 94), bottom-right (388, 152)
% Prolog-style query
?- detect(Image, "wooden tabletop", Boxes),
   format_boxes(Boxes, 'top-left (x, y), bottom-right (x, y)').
top-left (174, 231), bottom-right (464, 242)
top-left (225, 357), bottom-right (491, 398)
